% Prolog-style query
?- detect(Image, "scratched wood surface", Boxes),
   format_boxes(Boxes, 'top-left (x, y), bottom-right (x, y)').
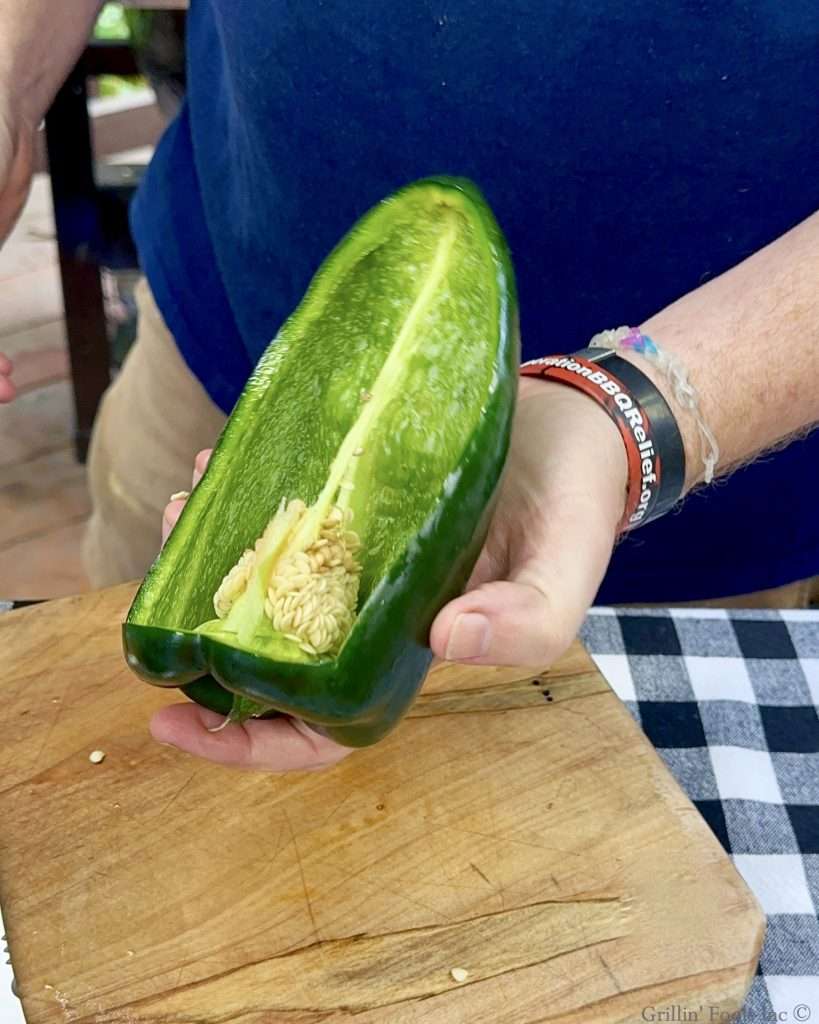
top-left (0, 585), bottom-right (763, 1023)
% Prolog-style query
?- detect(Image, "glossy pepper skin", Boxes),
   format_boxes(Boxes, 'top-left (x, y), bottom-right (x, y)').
top-left (123, 177), bottom-right (519, 747)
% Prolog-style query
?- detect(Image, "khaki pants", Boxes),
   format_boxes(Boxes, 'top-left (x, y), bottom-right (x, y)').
top-left (82, 279), bottom-right (226, 587)
top-left (82, 279), bottom-right (818, 607)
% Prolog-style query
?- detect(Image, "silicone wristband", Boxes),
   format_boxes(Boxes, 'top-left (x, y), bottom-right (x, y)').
top-left (521, 348), bottom-right (686, 531)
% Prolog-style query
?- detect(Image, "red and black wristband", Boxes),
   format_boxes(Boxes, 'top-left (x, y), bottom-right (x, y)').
top-left (521, 347), bottom-right (686, 532)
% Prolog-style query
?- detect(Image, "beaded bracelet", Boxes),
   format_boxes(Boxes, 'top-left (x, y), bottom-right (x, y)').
top-left (589, 326), bottom-right (719, 484)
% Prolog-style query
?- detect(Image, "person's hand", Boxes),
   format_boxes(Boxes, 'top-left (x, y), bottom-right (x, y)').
top-left (0, 352), bottom-right (15, 403)
top-left (0, 104), bottom-right (35, 245)
top-left (151, 380), bottom-right (627, 769)
top-left (151, 449), bottom-right (355, 772)
top-left (0, 106), bottom-right (36, 405)
top-left (429, 376), bottom-right (626, 666)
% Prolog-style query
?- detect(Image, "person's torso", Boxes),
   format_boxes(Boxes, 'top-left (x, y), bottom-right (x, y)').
top-left (131, 0), bottom-right (819, 600)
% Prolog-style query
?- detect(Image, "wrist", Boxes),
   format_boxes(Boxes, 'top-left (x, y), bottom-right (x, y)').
top-left (616, 320), bottom-right (711, 493)
top-left (522, 347), bottom-right (689, 531)
top-left (518, 376), bottom-right (629, 537)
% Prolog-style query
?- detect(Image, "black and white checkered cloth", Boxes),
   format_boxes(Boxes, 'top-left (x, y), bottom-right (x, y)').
top-left (581, 607), bottom-right (819, 1022)
top-left (1, 601), bottom-right (816, 1020)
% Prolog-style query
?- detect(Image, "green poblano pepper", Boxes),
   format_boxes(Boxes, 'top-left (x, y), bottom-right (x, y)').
top-left (123, 177), bottom-right (519, 746)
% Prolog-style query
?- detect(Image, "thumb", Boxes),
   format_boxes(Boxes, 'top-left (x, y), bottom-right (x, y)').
top-left (430, 504), bottom-right (617, 667)
top-left (430, 579), bottom-right (557, 666)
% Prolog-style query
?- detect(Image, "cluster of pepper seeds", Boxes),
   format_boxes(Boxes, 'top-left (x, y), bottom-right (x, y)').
top-left (266, 505), bottom-right (361, 655)
top-left (213, 547), bottom-right (257, 620)
top-left (212, 499), bottom-right (362, 657)
top-left (212, 499), bottom-right (306, 621)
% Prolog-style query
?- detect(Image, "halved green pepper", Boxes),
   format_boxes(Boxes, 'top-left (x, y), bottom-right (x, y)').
top-left (123, 177), bottom-right (518, 746)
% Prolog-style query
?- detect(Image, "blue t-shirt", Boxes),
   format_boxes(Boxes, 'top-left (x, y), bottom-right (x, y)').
top-left (131, 0), bottom-right (819, 603)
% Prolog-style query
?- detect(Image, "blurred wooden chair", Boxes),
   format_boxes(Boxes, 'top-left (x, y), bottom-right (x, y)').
top-left (44, 11), bottom-right (186, 461)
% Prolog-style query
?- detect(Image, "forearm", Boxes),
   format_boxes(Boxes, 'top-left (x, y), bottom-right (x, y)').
top-left (0, 0), bottom-right (103, 126)
top-left (636, 209), bottom-right (819, 490)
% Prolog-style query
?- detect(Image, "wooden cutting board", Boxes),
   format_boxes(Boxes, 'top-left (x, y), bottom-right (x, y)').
top-left (0, 585), bottom-right (763, 1024)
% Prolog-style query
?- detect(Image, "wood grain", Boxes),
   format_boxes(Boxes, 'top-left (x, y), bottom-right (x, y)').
top-left (0, 585), bottom-right (764, 1023)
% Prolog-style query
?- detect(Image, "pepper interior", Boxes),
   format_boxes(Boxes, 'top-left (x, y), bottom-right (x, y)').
top-left (132, 184), bottom-right (501, 663)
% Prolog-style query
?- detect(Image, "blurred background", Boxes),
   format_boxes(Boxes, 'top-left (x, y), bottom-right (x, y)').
top-left (0, 2), bottom-right (186, 599)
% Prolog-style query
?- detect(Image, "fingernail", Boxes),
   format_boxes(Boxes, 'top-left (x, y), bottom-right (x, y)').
top-left (446, 613), bottom-right (491, 661)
